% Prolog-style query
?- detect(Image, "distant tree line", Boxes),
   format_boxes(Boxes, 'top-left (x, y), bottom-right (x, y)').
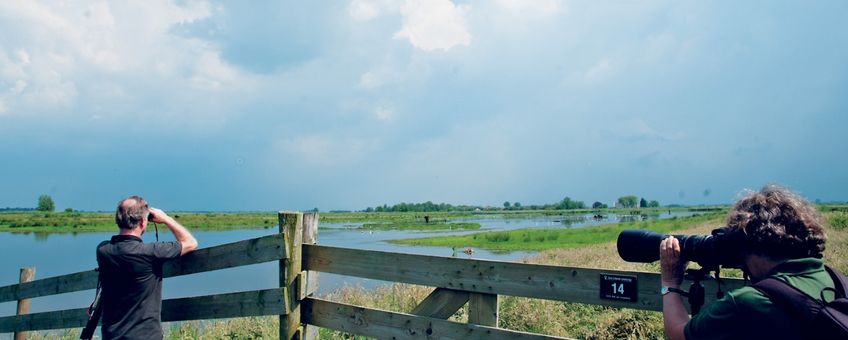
top-left (616, 195), bottom-right (660, 208)
top-left (0, 207), bottom-right (36, 212)
top-left (363, 195), bottom-right (664, 213)
top-left (365, 201), bottom-right (480, 213)
top-left (502, 197), bottom-right (588, 211)
top-left (0, 194), bottom-right (56, 212)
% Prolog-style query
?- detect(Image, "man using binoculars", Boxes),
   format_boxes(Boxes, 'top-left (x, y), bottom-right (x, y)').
top-left (94, 196), bottom-right (198, 339)
top-left (659, 185), bottom-right (834, 339)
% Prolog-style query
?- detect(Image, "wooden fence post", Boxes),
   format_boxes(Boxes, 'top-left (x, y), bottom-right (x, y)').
top-left (279, 212), bottom-right (304, 340)
top-left (301, 212), bottom-right (319, 340)
top-left (468, 293), bottom-right (499, 327)
top-left (14, 267), bottom-right (36, 340)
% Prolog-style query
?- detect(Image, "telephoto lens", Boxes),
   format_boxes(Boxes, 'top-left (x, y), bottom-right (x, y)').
top-left (616, 227), bottom-right (745, 269)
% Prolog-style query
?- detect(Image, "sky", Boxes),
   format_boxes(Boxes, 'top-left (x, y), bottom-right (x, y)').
top-left (0, 0), bottom-right (846, 212)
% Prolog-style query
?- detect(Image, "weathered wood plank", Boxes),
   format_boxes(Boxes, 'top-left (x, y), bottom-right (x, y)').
top-left (303, 245), bottom-right (746, 312)
top-left (162, 288), bottom-right (287, 321)
top-left (163, 233), bottom-right (286, 277)
top-left (0, 308), bottom-right (88, 333)
top-left (301, 211), bottom-right (319, 299)
top-left (468, 293), bottom-right (498, 327)
top-left (302, 324), bottom-right (319, 340)
top-left (0, 289), bottom-right (288, 333)
top-left (14, 267), bottom-right (35, 340)
top-left (0, 234), bottom-right (287, 303)
top-left (302, 298), bottom-right (570, 340)
top-left (280, 211), bottom-right (304, 340)
top-left (302, 212), bottom-right (319, 245)
top-left (411, 288), bottom-right (470, 319)
top-left (0, 270), bottom-right (98, 304)
top-left (301, 211), bottom-right (320, 340)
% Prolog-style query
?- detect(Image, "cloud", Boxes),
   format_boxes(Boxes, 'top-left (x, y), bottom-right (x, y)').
top-left (374, 104), bottom-right (395, 121)
top-left (177, 2), bottom-right (340, 74)
top-left (494, 0), bottom-right (564, 16)
top-left (394, 0), bottom-right (471, 51)
top-left (585, 58), bottom-right (614, 81)
top-left (275, 134), bottom-right (379, 166)
top-left (617, 119), bottom-right (687, 142)
top-left (189, 51), bottom-right (242, 90)
top-left (0, 1), bottom-right (255, 122)
top-left (632, 151), bottom-right (663, 168)
top-left (359, 70), bottom-right (385, 89)
top-left (349, 0), bottom-right (382, 21)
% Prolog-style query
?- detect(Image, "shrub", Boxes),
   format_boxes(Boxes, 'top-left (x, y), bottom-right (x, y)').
top-left (828, 212), bottom-right (848, 230)
top-left (485, 233), bottom-right (511, 242)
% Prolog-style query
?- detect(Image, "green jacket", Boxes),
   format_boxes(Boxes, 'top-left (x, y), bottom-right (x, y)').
top-left (684, 258), bottom-right (834, 340)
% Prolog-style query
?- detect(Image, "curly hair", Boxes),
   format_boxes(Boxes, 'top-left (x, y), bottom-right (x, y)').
top-left (726, 185), bottom-right (826, 260)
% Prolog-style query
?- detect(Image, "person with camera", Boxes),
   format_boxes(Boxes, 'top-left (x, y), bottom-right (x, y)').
top-left (94, 196), bottom-right (198, 339)
top-left (659, 185), bottom-right (834, 339)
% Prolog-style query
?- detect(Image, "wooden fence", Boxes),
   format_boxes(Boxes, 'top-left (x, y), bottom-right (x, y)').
top-left (0, 211), bottom-right (745, 339)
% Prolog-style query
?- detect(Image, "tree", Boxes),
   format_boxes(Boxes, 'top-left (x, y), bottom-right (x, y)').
top-left (503, 201), bottom-right (511, 209)
top-left (513, 202), bottom-right (521, 208)
top-left (592, 201), bottom-right (607, 209)
top-left (639, 198), bottom-right (648, 208)
top-left (648, 200), bottom-right (660, 208)
top-left (37, 195), bottom-right (55, 212)
top-left (617, 195), bottom-right (639, 208)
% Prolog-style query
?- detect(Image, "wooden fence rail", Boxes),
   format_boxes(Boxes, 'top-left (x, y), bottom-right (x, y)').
top-left (0, 211), bottom-right (746, 339)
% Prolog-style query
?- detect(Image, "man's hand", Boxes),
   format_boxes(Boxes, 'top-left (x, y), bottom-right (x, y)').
top-left (148, 207), bottom-right (198, 255)
top-left (148, 207), bottom-right (170, 224)
top-left (660, 236), bottom-right (687, 288)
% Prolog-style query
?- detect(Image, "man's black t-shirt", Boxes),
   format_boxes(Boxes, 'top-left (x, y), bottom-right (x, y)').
top-left (96, 235), bottom-right (182, 340)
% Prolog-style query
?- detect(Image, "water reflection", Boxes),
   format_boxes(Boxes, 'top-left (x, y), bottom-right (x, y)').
top-left (34, 232), bottom-right (49, 241)
top-left (555, 215), bottom-right (587, 228)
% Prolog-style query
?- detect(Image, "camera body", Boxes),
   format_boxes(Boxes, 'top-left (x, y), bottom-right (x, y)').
top-left (617, 227), bottom-right (746, 269)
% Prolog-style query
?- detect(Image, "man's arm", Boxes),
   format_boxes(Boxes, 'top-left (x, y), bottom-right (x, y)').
top-left (149, 207), bottom-right (198, 255)
top-left (661, 236), bottom-right (689, 340)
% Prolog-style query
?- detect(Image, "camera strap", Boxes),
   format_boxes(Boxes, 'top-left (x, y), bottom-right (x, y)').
top-left (80, 268), bottom-right (102, 340)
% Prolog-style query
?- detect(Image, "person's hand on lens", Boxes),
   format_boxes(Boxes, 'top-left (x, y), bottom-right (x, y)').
top-left (660, 236), bottom-right (687, 288)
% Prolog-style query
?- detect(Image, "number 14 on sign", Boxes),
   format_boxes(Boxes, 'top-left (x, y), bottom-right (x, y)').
top-left (611, 282), bottom-right (625, 294)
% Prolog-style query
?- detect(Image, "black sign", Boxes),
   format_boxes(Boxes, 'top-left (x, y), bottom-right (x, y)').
top-left (599, 273), bottom-right (638, 302)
